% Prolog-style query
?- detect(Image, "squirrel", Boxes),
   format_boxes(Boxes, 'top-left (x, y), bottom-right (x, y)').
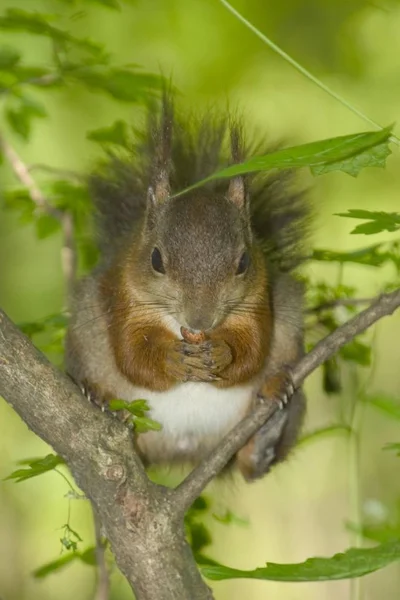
top-left (65, 94), bottom-right (309, 481)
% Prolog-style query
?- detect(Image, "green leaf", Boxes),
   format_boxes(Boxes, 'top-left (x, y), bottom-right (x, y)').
top-left (108, 399), bottom-right (128, 411)
top-left (0, 45), bottom-right (20, 69)
top-left (364, 395), bottom-right (400, 421)
top-left (298, 424), bottom-right (352, 448)
top-left (69, 66), bottom-right (163, 102)
top-left (35, 214), bottom-right (61, 239)
top-left (33, 545), bottom-right (97, 579)
top-left (189, 522), bottom-right (212, 554)
top-left (87, 120), bottom-right (129, 147)
top-left (5, 96), bottom-right (47, 140)
top-left (79, 546), bottom-right (97, 565)
top-left (4, 454), bottom-right (65, 483)
top-left (134, 416), bottom-right (162, 432)
top-left (0, 9), bottom-right (104, 57)
top-left (126, 399), bottom-right (151, 416)
top-left (312, 244), bottom-right (389, 267)
top-left (202, 541), bottom-right (400, 581)
top-left (212, 510), bottom-right (249, 526)
top-left (172, 127), bottom-right (393, 197)
top-left (340, 340), bottom-right (371, 366)
top-left (33, 553), bottom-right (78, 579)
top-left (311, 139), bottom-right (391, 177)
top-left (336, 210), bottom-right (400, 235)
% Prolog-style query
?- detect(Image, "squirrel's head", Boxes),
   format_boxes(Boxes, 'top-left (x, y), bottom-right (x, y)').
top-left (138, 180), bottom-right (261, 333)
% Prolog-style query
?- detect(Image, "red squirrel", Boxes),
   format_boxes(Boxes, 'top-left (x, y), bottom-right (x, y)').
top-left (65, 95), bottom-right (309, 481)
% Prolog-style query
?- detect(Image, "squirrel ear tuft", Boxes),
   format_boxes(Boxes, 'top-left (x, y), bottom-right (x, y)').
top-left (150, 91), bottom-right (173, 204)
top-left (227, 123), bottom-right (247, 209)
top-left (227, 176), bottom-right (246, 209)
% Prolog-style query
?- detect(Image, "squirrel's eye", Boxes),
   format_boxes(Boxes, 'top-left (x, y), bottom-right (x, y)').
top-left (236, 251), bottom-right (250, 275)
top-left (151, 247), bottom-right (165, 274)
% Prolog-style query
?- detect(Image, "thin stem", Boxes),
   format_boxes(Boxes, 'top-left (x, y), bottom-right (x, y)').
top-left (348, 397), bottom-right (364, 600)
top-left (54, 467), bottom-right (77, 493)
top-left (219, 0), bottom-right (400, 146)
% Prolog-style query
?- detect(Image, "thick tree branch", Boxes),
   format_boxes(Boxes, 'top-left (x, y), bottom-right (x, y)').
top-left (174, 288), bottom-right (400, 512)
top-left (0, 309), bottom-right (212, 600)
top-left (0, 287), bottom-right (399, 598)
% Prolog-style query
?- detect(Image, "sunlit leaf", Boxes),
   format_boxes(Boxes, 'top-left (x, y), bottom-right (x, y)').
top-left (4, 454), bottom-right (65, 482)
top-left (202, 541), bottom-right (400, 581)
top-left (173, 127), bottom-right (393, 197)
top-left (336, 210), bottom-right (400, 235)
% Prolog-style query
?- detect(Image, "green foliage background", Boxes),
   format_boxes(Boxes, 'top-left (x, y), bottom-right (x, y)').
top-left (1, 1), bottom-right (400, 599)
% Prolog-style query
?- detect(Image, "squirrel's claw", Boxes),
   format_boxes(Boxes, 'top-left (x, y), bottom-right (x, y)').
top-left (256, 367), bottom-right (295, 410)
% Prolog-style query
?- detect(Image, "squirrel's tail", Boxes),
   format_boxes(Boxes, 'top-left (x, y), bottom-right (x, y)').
top-left (89, 93), bottom-right (310, 270)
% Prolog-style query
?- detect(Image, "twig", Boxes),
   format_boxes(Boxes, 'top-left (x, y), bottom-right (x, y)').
top-left (92, 509), bottom-right (110, 600)
top-left (173, 288), bottom-right (400, 513)
top-left (0, 135), bottom-right (62, 219)
top-left (0, 134), bottom-right (77, 294)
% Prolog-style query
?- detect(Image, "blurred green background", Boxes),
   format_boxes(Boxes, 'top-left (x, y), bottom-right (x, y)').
top-left (1, 1), bottom-right (400, 599)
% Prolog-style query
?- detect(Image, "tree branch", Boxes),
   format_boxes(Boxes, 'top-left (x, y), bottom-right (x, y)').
top-left (173, 288), bottom-right (400, 513)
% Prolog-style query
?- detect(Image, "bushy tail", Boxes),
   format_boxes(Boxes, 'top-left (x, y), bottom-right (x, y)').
top-left (89, 94), bottom-right (310, 270)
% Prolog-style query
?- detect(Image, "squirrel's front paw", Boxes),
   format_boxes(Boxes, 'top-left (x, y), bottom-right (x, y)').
top-left (165, 339), bottom-right (232, 383)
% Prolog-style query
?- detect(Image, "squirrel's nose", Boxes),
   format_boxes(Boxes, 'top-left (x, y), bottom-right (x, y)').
top-left (185, 313), bottom-right (215, 333)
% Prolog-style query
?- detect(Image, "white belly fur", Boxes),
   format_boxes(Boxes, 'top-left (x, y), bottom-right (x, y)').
top-left (129, 382), bottom-right (253, 448)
